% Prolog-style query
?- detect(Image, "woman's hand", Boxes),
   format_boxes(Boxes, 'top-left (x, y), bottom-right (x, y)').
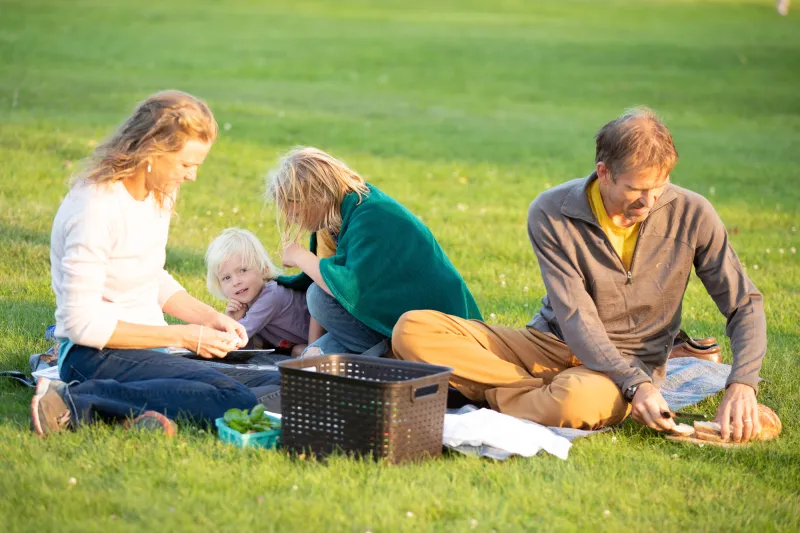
top-left (225, 299), bottom-right (247, 321)
top-left (282, 242), bottom-right (308, 269)
top-left (207, 312), bottom-right (248, 347)
top-left (163, 291), bottom-right (246, 347)
top-left (181, 324), bottom-right (242, 359)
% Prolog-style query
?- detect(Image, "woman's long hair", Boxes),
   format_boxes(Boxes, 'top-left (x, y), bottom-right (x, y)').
top-left (71, 90), bottom-right (218, 209)
top-left (265, 147), bottom-right (369, 247)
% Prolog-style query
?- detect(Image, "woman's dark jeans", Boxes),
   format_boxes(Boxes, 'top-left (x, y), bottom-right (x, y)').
top-left (59, 345), bottom-right (280, 426)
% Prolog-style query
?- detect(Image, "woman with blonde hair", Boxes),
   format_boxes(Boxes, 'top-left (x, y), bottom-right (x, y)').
top-left (268, 147), bottom-right (482, 357)
top-left (32, 91), bottom-right (278, 437)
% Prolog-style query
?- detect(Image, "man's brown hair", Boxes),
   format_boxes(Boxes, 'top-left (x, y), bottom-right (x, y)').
top-left (595, 106), bottom-right (678, 179)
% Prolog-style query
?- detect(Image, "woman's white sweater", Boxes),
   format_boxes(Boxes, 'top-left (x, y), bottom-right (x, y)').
top-left (50, 180), bottom-right (185, 349)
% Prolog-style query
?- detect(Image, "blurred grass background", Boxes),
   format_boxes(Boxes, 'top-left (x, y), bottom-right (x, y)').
top-left (0, 1), bottom-right (798, 531)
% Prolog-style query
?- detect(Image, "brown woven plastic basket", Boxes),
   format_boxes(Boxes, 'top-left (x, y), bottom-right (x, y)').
top-left (277, 354), bottom-right (452, 463)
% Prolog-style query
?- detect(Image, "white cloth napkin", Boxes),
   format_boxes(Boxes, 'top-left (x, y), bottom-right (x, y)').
top-left (443, 408), bottom-right (572, 460)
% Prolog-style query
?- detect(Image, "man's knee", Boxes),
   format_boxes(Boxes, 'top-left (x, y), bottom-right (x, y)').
top-left (391, 310), bottom-right (434, 360)
top-left (545, 371), bottom-right (629, 429)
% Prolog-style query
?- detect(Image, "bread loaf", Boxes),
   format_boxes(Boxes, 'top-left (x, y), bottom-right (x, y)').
top-left (670, 423), bottom-right (695, 437)
top-left (693, 421), bottom-right (721, 437)
top-left (688, 406), bottom-right (782, 442)
top-left (757, 404), bottom-right (782, 441)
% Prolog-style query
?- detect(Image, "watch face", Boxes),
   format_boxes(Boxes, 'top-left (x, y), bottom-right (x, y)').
top-left (625, 385), bottom-right (637, 402)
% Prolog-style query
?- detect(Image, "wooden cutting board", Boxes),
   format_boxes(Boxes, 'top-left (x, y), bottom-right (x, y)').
top-left (664, 435), bottom-right (749, 448)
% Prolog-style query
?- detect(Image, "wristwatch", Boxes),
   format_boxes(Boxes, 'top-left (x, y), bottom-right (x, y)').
top-left (623, 384), bottom-right (640, 403)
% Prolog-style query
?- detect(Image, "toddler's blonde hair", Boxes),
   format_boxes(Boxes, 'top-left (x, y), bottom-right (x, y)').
top-left (205, 228), bottom-right (279, 300)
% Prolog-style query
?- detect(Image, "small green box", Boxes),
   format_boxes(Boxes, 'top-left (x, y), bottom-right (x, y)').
top-left (215, 414), bottom-right (282, 449)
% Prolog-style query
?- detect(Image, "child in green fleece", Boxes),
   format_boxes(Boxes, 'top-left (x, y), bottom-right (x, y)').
top-left (267, 147), bottom-right (482, 357)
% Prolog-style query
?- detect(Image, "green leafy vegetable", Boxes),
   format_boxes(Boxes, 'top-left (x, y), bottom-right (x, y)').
top-left (222, 405), bottom-right (279, 434)
top-left (223, 408), bottom-right (242, 423)
top-left (249, 404), bottom-right (266, 421)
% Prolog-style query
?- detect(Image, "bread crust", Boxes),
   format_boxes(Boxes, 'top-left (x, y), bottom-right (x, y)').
top-left (756, 404), bottom-right (782, 440)
top-left (693, 421), bottom-right (721, 436)
top-left (687, 406), bottom-right (782, 442)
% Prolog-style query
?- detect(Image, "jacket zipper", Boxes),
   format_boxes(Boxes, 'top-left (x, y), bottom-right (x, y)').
top-left (626, 220), bottom-right (647, 285)
top-left (596, 219), bottom-right (647, 285)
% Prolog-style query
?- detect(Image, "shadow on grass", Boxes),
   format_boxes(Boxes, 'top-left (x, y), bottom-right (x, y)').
top-left (0, 221), bottom-right (51, 248)
top-left (0, 383), bottom-right (33, 422)
top-left (165, 246), bottom-right (208, 278)
top-left (1, 296), bottom-right (55, 327)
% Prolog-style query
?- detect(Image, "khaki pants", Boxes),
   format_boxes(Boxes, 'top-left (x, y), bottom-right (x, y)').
top-left (391, 310), bottom-right (631, 430)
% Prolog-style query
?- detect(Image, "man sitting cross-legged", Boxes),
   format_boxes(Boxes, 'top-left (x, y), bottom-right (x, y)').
top-left (392, 107), bottom-right (766, 443)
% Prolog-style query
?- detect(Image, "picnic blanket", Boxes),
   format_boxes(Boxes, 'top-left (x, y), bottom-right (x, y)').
top-left (14, 347), bottom-right (738, 462)
top-left (444, 357), bottom-right (736, 461)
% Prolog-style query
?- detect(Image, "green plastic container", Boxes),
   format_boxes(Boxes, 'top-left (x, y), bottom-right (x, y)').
top-left (215, 415), bottom-right (282, 449)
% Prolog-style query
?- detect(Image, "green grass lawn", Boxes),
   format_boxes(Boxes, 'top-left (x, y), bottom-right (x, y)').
top-left (1, 0), bottom-right (799, 530)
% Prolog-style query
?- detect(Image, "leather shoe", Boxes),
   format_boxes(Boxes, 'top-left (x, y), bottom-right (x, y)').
top-left (669, 342), bottom-right (722, 364)
top-left (674, 329), bottom-right (717, 349)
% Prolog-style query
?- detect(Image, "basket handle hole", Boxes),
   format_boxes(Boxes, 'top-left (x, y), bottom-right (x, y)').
top-left (413, 384), bottom-right (439, 400)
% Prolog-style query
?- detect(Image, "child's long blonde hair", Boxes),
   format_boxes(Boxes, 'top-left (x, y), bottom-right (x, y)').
top-left (265, 147), bottom-right (369, 246)
top-left (205, 228), bottom-right (280, 300)
top-left (71, 90), bottom-right (218, 209)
